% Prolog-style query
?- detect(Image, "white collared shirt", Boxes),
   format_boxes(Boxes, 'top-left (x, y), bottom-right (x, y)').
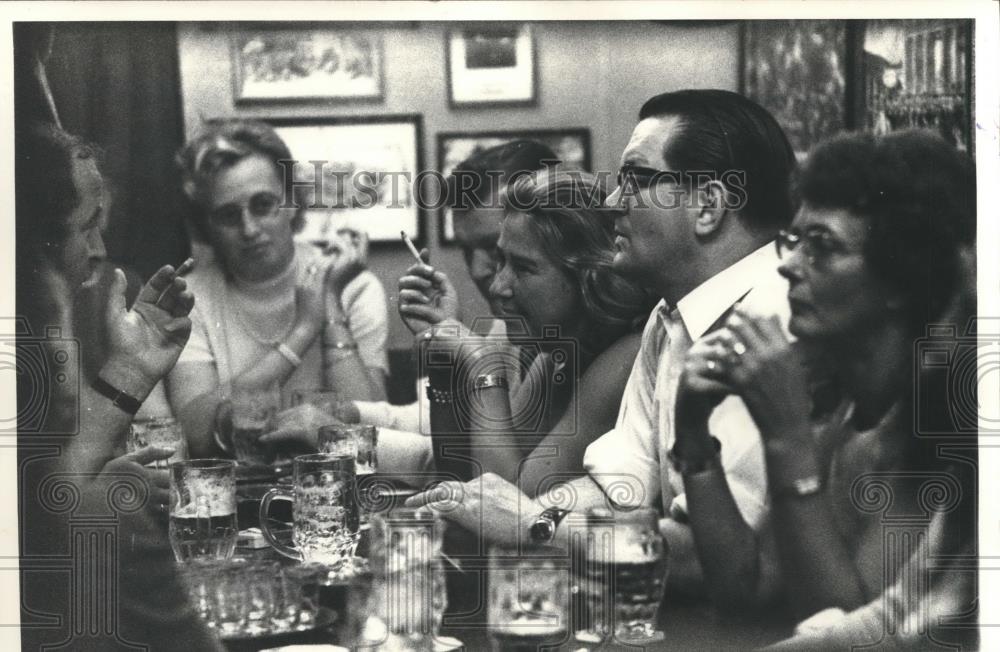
top-left (583, 243), bottom-right (790, 530)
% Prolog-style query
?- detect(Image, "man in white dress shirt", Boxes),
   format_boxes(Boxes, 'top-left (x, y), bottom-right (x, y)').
top-left (407, 89), bottom-right (797, 600)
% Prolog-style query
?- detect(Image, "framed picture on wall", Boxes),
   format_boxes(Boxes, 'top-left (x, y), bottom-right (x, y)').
top-left (740, 20), bottom-right (848, 158)
top-left (857, 19), bottom-right (973, 153)
top-left (267, 115), bottom-right (423, 245)
top-left (446, 24), bottom-right (536, 107)
top-left (436, 128), bottom-right (591, 242)
top-left (231, 29), bottom-right (383, 104)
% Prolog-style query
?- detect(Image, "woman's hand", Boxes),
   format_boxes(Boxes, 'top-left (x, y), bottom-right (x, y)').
top-left (323, 229), bottom-right (369, 295)
top-left (258, 403), bottom-right (339, 455)
top-left (398, 251), bottom-right (460, 336)
top-left (102, 263), bottom-right (194, 399)
top-left (295, 261), bottom-right (330, 333)
top-left (675, 330), bottom-right (737, 454)
top-left (718, 309), bottom-right (812, 449)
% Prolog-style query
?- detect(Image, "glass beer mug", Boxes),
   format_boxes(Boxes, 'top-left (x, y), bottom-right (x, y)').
top-left (488, 545), bottom-right (570, 652)
top-left (259, 453), bottom-right (361, 566)
top-left (169, 459), bottom-right (238, 562)
top-left (579, 506), bottom-right (666, 645)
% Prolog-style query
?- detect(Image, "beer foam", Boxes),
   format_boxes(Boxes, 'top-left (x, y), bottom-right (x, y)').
top-left (172, 477), bottom-right (236, 517)
top-left (612, 536), bottom-right (660, 564)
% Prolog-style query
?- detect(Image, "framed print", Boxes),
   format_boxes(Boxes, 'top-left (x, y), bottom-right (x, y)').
top-left (858, 19), bottom-right (973, 153)
top-left (268, 115), bottom-right (423, 245)
top-left (741, 20), bottom-right (848, 157)
top-left (436, 128), bottom-right (591, 242)
top-left (232, 29), bottom-right (383, 104)
top-left (447, 24), bottom-right (536, 107)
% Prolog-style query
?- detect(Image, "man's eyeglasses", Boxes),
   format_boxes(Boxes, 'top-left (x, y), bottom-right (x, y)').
top-left (775, 229), bottom-right (855, 267)
top-left (209, 192), bottom-right (283, 229)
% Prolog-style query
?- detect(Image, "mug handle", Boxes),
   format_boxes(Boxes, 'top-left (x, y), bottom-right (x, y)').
top-left (259, 487), bottom-right (302, 561)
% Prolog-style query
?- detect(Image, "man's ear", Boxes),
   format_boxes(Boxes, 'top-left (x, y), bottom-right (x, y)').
top-left (693, 180), bottom-right (729, 237)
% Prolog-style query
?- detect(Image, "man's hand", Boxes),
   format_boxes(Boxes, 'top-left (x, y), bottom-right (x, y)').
top-left (89, 446), bottom-right (175, 516)
top-left (102, 262), bottom-right (194, 399)
top-left (404, 472), bottom-right (543, 548)
top-left (258, 403), bottom-right (337, 454)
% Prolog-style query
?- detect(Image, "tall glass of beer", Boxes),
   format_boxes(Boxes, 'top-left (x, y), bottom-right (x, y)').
top-left (169, 458), bottom-right (238, 562)
top-left (488, 544), bottom-right (570, 651)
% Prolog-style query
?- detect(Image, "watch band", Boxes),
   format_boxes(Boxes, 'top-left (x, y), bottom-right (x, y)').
top-left (529, 507), bottom-right (570, 544)
top-left (92, 376), bottom-right (142, 416)
top-left (773, 475), bottom-right (823, 499)
top-left (472, 373), bottom-right (509, 392)
top-left (667, 436), bottom-right (722, 475)
top-left (426, 386), bottom-right (455, 404)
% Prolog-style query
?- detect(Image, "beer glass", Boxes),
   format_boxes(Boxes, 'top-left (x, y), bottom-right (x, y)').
top-left (580, 507), bottom-right (666, 645)
top-left (169, 459), bottom-right (238, 562)
top-left (231, 385), bottom-right (281, 466)
top-left (258, 453), bottom-right (361, 566)
top-left (127, 417), bottom-right (187, 468)
top-left (318, 424), bottom-right (378, 476)
top-left (366, 506), bottom-right (446, 651)
top-left (488, 545), bottom-right (570, 652)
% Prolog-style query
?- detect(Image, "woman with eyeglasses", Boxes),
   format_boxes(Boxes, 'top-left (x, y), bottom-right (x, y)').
top-left (166, 119), bottom-right (389, 459)
top-left (673, 130), bottom-right (976, 647)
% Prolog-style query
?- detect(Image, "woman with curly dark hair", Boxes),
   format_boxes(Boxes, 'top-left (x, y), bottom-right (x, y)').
top-left (674, 129), bottom-right (976, 648)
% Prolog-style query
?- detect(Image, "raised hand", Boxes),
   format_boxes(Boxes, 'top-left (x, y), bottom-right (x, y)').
top-left (398, 249), bottom-right (460, 335)
top-left (102, 261), bottom-right (194, 399)
top-left (323, 228), bottom-right (369, 295)
top-left (719, 309), bottom-right (812, 447)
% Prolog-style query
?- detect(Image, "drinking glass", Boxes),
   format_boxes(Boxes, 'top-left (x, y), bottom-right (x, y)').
top-left (169, 459), bottom-right (238, 562)
top-left (127, 417), bottom-right (187, 468)
top-left (318, 424), bottom-right (378, 476)
top-left (488, 545), bottom-right (570, 652)
top-left (579, 506), bottom-right (666, 645)
top-left (258, 453), bottom-right (361, 566)
top-left (365, 506), bottom-right (446, 651)
top-left (231, 385), bottom-right (281, 466)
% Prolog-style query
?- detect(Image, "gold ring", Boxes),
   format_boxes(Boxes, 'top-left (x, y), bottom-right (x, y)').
top-left (733, 341), bottom-right (747, 356)
top-left (707, 359), bottom-right (718, 371)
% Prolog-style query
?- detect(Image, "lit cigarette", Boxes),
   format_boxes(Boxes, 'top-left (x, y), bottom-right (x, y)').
top-left (155, 257), bottom-right (195, 308)
top-left (401, 231), bottom-right (424, 264)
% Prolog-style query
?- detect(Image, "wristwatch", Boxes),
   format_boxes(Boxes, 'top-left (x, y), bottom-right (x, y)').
top-left (667, 436), bottom-right (722, 475)
top-left (92, 376), bottom-right (142, 416)
top-left (529, 507), bottom-right (570, 544)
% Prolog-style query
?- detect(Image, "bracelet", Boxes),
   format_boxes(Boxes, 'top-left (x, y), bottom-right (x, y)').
top-left (329, 341), bottom-right (358, 351)
top-left (92, 376), bottom-right (142, 416)
top-left (276, 342), bottom-right (303, 367)
top-left (472, 373), bottom-right (509, 392)
top-left (773, 475), bottom-right (823, 499)
top-left (426, 386), bottom-right (455, 404)
top-left (667, 436), bottom-right (722, 475)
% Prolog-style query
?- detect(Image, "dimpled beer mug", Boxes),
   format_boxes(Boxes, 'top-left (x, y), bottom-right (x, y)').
top-left (581, 506), bottom-right (666, 645)
top-left (169, 459), bottom-right (238, 562)
top-left (259, 453), bottom-right (361, 566)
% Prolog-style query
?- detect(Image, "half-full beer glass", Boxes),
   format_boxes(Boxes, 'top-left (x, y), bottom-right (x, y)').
top-left (488, 545), bottom-right (570, 651)
top-left (258, 453), bottom-right (361, 565)
top-left (580, 506), bottom-right (666, 645)
top-left (169, 459), bottom-right (238, 562)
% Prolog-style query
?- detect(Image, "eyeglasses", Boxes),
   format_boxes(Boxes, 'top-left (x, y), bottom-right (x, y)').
top-left (615, 164), bottom-right (681, 192)
top-left (775, 229), bottom-right (856, 267)
top-left (209, 192), bottom-right (283, 229)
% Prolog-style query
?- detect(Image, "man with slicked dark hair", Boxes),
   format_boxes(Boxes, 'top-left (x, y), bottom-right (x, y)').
top-left (406, 89), bottom-right (798, 614)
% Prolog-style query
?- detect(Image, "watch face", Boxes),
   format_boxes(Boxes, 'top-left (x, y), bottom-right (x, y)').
top-left (530, 519), bottom-right (554, 543)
